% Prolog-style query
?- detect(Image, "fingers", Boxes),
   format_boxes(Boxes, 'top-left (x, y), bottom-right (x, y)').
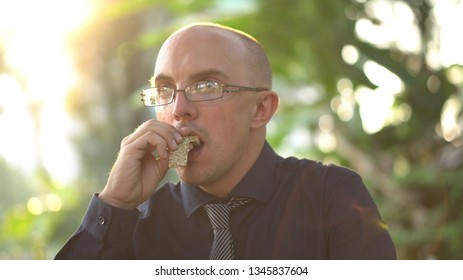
top-left (122, 119), bottom-right (183, 157)
top-left (134, 131), bottom-right (170, 160)
top-left (100, 120), bottom-right (181, 209)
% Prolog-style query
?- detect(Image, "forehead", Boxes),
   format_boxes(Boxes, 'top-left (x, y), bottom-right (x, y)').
top-left (154, 27), bottom-right (246, 82)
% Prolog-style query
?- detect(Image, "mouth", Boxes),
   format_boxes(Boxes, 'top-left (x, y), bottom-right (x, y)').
top-left (187, 139), bottom-right (203, 161)
top-left (174, 124), bottom-right (205, 163)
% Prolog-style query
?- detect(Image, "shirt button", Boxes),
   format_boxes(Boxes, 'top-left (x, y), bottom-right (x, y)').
top-left (97, 215), bottom-right (106, 225)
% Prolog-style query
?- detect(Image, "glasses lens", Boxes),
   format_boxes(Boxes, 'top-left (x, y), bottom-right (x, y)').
top-left (141, 88), bottom-right (155, 106)
top-left (188, 81), bottom-right (222, 101)
top-left (141, 87), bottom-right (174, 106)
top-left (156, 87), bottom-right (175, 105)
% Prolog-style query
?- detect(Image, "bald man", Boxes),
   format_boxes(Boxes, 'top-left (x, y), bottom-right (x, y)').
top-left (56, 22), bottom-right (396, 260)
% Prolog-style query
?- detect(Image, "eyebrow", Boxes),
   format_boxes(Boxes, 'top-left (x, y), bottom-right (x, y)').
top-left (150, 68), bottom-right (230, 87)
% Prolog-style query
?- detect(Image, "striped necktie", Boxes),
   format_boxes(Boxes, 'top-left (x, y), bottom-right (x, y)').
top-left (203, 197), bottom-right (251, 260)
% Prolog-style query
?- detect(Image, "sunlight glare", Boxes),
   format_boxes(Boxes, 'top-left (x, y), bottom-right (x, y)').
top-left (0, 75), bottom-right (37, 171)
top-left (363, 60), bottom-right (404, 93)
top-left (434, 0), bottom-right (463, 66)
top-left (45, 193), bottom-right (62, 212)
top-left (333, 78), bottom-right (355, 122)
top-left (27, 197), bottom-right (44, 216)
top-left (447, 66), bottom-right (463, 85)
top-left (356, 0), bottom-right (421, 53)
top-left (316, 132), bottom-right (337, 153)
top-left (355, 86), bottom-right (394, 134)
top-left (440, 96), bottom-right (462, 142)
top-left (318, 114), bottom-right (335, 133)
top-left (354, 60), bottom-right (405, 134)
top-left (353, 0), bottom-right (463, 135)
top-left (0, 0), bottom-right (92, 182)
top-left (341, 45), bottom-right (360, 65)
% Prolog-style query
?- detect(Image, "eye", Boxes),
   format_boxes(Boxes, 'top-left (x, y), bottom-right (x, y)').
top-left (195, 80), bottom-right (220, 90)
top-left (154, 87), bottom-right (175, 104)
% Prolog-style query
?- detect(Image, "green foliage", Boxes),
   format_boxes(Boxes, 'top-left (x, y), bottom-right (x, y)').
top-left (0, 161), bottom-right (84, 259)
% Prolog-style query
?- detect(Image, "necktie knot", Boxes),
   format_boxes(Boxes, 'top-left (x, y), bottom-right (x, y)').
top-left (203, 203), bottom-right (230, 230)
top-left (203, 197), bottom-right (251, 260)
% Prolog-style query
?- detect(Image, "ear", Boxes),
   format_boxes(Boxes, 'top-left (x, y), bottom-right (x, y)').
top-left (251, 91), bottom-right (279, 129)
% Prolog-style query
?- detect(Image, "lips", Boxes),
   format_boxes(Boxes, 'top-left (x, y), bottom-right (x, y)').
top-left (174, 124), bottom-right (204, 162)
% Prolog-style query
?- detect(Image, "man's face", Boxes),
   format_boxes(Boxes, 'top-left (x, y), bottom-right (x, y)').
top-left (153, 28), bottom-right (258, 189)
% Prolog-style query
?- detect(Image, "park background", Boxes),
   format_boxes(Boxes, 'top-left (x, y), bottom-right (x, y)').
top-left (0, 0), bottom-right (462, 259)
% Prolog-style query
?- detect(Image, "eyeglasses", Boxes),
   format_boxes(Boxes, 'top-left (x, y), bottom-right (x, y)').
top-left (141, 80), bottom-right (267, 107)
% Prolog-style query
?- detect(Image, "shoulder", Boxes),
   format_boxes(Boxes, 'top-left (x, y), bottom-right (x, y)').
top-left (276, 155), bottom-right (379, 214)
top-left (275, 155), bottom-right (367, 201)
top-left (278, 155), bottom-right (361, 186)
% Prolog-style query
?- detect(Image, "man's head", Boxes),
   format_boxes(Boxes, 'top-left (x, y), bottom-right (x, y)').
top-left (152, 22), bottom-right (272, 90)
top-left (152, 22), bottom-right (279, 196)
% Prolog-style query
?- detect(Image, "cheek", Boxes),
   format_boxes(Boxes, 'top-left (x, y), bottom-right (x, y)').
top-left (155, 107), bottom-right (172, 123)
top-left (210, 106), bottom-right (252, 138)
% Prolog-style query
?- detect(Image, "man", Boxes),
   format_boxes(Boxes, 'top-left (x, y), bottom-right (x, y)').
top-left (55, 22), bottom-right (396, 259)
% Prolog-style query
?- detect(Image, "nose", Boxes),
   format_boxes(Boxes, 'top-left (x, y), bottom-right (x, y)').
top-left (172, 89), bottom-right (196, 121)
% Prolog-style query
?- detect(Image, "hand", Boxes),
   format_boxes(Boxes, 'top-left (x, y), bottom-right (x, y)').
top-left (99, 119), bottom-right (184, 210)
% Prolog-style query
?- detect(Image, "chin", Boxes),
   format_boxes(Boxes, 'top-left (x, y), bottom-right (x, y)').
top-left (177, 165), bottom-right (216, 187)
top-left (176, 166), bottom-right (201, 185)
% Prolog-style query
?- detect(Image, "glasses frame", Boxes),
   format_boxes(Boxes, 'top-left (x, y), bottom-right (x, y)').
top-left (141, 80), bottom-right (268, 107)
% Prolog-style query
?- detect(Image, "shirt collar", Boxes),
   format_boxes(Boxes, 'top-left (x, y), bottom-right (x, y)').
top-left (180, 141), bottom-right (279, 218)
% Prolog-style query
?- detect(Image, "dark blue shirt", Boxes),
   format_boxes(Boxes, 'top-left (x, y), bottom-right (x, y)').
top-left (55, 142), bottom-right (396, 259)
